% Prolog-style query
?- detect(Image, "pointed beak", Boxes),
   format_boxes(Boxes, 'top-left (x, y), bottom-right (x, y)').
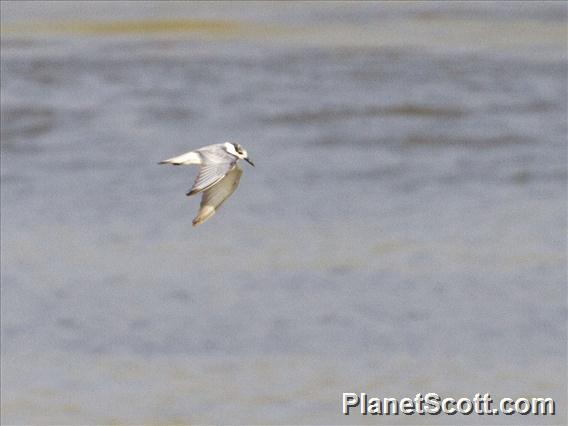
top-left (245, 157), bottom-right (255, 167)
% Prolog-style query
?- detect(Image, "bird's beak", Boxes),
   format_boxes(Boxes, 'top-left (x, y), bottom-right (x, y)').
top-left (245, 158), bottom-right (255, 167)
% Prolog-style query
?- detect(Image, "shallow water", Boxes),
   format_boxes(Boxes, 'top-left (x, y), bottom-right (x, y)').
top-left (1, 1), bottom-right (567, 424)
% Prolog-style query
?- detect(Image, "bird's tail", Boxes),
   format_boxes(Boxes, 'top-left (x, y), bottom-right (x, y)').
top-left (158, 151), bottom-right (201, 166)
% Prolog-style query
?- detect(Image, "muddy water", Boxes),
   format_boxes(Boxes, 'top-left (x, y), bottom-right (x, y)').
top-left (1, 1), bottom-right (566, 424)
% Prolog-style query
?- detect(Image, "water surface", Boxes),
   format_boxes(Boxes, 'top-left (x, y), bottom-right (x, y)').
top-left (1, 1), bottom-right (566, 424)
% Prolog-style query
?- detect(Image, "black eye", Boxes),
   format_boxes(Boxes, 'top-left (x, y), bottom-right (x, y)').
top-left (234, 144), bottom-right (242, 154)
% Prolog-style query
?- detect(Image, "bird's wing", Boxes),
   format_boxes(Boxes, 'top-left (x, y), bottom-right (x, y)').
top-left (192, 165), bottom-right (243, 226)
top-left (186, 145), bottom-right (237, 196)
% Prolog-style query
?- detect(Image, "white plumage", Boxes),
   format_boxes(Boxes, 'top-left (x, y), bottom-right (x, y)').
top-left (159, 142), bottom-right (254, 226)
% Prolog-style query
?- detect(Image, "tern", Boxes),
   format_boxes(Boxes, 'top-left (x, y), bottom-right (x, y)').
top-left (159, 142), bottom-right (254, 226)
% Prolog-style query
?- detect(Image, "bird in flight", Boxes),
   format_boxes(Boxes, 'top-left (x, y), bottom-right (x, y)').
top-left (159, 142), bottom-right (254, 226)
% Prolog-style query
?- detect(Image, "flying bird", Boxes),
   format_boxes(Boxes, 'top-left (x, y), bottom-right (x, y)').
top-left (159, 142), bottom-right (254, 226)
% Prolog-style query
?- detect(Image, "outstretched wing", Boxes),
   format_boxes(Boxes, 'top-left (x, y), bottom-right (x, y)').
top-left (192, 165), bottom-right (243, 226)
top-left (186, 144), bottom-right (238, 196)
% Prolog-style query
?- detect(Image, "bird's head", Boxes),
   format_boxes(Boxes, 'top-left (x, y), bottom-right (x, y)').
top-left (226, 142), bottom-right (255, 167)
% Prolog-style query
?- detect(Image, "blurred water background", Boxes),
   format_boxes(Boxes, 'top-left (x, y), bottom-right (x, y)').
top-left (1, 1), bottom-right (567, 424)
